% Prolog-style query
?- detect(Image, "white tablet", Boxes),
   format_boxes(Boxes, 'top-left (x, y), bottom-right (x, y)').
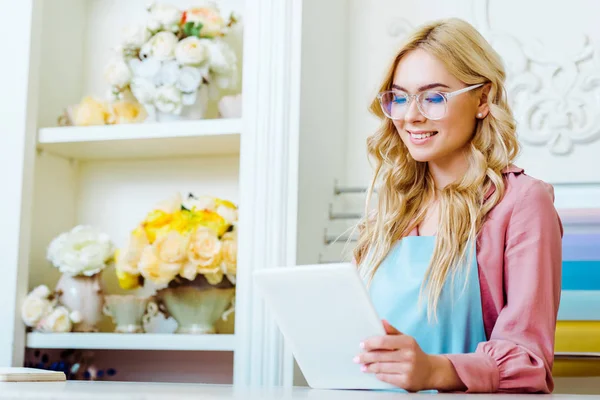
top-left (253, 263), bottom-right (397, 390)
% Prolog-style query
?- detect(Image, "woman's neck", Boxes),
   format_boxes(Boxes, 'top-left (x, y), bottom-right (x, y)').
top-left (427, 151), bottom-right (470, 189)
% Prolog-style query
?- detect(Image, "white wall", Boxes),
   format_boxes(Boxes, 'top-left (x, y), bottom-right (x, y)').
top-left (342, 0), bottom-right (600, 210)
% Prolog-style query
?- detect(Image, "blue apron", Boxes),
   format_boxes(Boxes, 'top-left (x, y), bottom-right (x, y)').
top-left (368, 235), bottom-right (487, 371)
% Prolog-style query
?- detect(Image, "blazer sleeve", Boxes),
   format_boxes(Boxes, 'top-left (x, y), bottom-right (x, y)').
top-left (445, 180), bottom-right (563, 393)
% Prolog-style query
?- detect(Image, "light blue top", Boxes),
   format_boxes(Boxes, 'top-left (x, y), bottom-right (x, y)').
top-left (369, 236), bottom-right (487, 356)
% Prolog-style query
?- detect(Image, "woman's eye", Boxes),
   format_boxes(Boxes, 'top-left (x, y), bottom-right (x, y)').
top-left (423, 93), bottom-right (444, 104)
top-left (393, 96), bottom-right (407, 105)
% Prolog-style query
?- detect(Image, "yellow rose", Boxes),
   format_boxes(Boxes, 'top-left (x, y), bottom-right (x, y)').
top-left (221, 231), bottom-right (237, 276)
top-left (188, 227), bottom-right (222, 271)
top-left (154, 231), bottom-right (189, 263)
top-left (205, 269), bottom-right (224, 285)
top-left (169, 210), bottom-right (195, 234)
top-left (72, 97), bottom-right (110, 126)
top-left (138, 245), bottom-right (181, 286)
top-left (142, 210), bottom-right (173, 243)
top-left (180, 261), bottom-right (198, 281)
top-left (116, 267), bottom-right (142, 290)
top-left (116, 228), bottom-right (149, 275)
top-left (107, 100), bottom-right (147, 124)
top-left (182, 7), bottom-right (225, 37)
top-left (192, 209), bottom-right (228, 237)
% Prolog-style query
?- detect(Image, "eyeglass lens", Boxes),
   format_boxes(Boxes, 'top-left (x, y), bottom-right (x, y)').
top-left (380, 91), bottom-right (447, 120)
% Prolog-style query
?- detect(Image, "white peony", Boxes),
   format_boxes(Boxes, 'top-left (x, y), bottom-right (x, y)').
top-left (121, 24), bottom-right (150, 49)
top-left (154, 85), bottom-right (183, 114)
top-left (21, 295), bottom-right (52, 327)
top-left (142, 31), bottom-right (178, 61)
top-left (129, 57), bottom-right (161, 79)
top-left (154, 60), bottom-right (180, 87)
top-left (104, 58), bottom-right (132, 88)
top-left (130, 77), bottom-right (157, 104)
top-left (148, 3), bottom-right (182, 30)
top-left (38, 306), bottom-right (72, 333)
top-left (175, 37), bottom-right (209, 66)
top-left (30, 285), bottom-right (51, 299)
top-left (177, 66), bottom-right (202, 93)
top-left (47, 225), bottom-right (114, 277)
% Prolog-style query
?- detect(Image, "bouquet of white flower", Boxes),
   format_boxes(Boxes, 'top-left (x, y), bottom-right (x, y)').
top-left (21, 285), bottom-right (82, 333)
top-left (47, 225), bottom-right (115, 277)
top-left (104, 2), bottom-right (239, 121)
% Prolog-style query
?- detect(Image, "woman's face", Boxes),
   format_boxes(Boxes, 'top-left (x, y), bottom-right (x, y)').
top-left (390, 49), bottom-right (486, 165)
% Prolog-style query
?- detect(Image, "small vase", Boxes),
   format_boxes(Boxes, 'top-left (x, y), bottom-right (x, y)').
top-left (55, 273), bottom-right (104, 332)
top-left (156, 275), bottom-right (235, 334)
top-left (103, 295), bottom-right (156, 333)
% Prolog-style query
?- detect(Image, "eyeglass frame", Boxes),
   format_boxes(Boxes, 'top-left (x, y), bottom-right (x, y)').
top-left (376, 83), bottom-right (484, 121)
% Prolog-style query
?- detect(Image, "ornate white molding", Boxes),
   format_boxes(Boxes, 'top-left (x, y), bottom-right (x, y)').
top-left (233, 0), bottom-right (300, 388)
top-left (474, 0), bottom-right (600, 155)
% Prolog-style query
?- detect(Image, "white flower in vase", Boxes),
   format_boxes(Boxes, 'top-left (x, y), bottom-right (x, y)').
top-left (130, 77), bottom-right (157, 104)
top-left (21, 295), bottom-right (53, 328)
top-left (154, 60), bottom-right (180, 87)
top-left (47, 225), bottom-right (114, 277)
top-left (37, 306), bottom-right (73, 333)
top-left (141, 31), bottom-right (178, 61)
top-left (104, 57), bottom-right (132, 89)
top-left (177, 67), bottom-right (203, 105)
top-left (175, 37), bottom-right (210, 67)
top-left (129, 57), bottom-right (162, 79)
top-left (121, 24), bottom-right (150, 50)
top-left (154, 84), bottom-right (183, 114)
top-left (207, 40), bottom-right (237, 75)
top-left (30, 285), bottom-right (51, 299)
top-left (147, 3), bottom-right (182, 32)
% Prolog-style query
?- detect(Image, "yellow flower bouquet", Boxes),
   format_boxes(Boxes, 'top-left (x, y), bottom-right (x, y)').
top-left (115, 192), bottom-right (238, 291)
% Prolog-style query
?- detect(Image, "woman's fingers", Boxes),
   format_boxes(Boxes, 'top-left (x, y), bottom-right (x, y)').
top-left (361, 362), bottom-right (404, 374)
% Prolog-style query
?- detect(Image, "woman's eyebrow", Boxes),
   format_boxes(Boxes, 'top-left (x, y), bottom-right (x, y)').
top-left (391, 83), bottom-right (451, 92)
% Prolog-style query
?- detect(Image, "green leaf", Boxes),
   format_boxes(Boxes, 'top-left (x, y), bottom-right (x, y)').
top-left (183, 21), bottom-right (195, 37)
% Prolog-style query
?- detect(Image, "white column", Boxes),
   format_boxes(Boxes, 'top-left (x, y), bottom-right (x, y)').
top-left (0, 0), bottom-right (42, 367)
top-left (232, 0), bottom-right (303, 388)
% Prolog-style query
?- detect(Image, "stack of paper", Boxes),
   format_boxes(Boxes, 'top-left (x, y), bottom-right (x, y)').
top-left (0, 367), bottom-right (65, 382)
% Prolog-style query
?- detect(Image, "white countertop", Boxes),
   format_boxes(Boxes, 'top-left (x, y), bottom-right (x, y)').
top-left (0, 382), bottom-right (596, 400)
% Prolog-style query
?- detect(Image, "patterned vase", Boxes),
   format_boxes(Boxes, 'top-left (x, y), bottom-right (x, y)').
top-left (55, 273), bottom-right (104, 332)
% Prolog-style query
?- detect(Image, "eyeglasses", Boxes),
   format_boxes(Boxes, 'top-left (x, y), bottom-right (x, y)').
top-left (377, 83), bottom-right (483, 121)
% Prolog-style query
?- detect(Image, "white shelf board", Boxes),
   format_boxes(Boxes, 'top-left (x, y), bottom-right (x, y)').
top-left (37, 118), bottom-right (242, 161)
top-left (26, 333), bottom-right (236, 351)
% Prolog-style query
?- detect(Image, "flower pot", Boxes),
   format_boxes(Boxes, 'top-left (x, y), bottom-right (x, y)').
top-left (55, 273), bottom-right (104, 332)
top-left (157, 286), bottom-right (235, 334)
top-left (103, 295), bottom-right (156, 333)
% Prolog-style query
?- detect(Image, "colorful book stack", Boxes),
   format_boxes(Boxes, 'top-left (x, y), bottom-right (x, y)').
top-left (554, 232), bottom-right (600, 377)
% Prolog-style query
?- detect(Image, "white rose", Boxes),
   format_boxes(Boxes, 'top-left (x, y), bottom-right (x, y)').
top-left (30, 285), bottom-right (51, 299)
top-left (207, 41), bottom-right (237, 75)
top-left (154, 85), bottom-right (183, 114)
top-left (47, 225), bottom-right (114, 277)
top-left (122, 24), bottom-right (150, 49)
top-left (143, 31), bottom-right (178, 61)
top-left (104, 58), bottom-right (132, 88)
top-left (154, 60), bottom-right (180, 87)
top-left (177, 66), bottom-right (202, 93)
top-left (69, 311), bottom-right (82, 324)
top-left (175, 37), bottom-right (209, 66)
top-left (182, 7), bottom-right (225, 38)
top-left (130, 77), bottom-right (157, 104)
top-left (183, 195), bottom-right (216, 211)
top-left (38, 306), bottom-right (72, 333)
top-left (216, 204), bottom-right (238, 224)
top-left (21, 295), bottom-right (52, 327)
top-left (149, 4), bottom-right (182, 29)
top-left (129, 57), bottom-right (161, 79)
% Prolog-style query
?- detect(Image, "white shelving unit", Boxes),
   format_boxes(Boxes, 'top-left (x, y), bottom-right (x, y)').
top-left (26, 333), bottom-right (236, 351)
top-left (1, 0), bottom-right (345, 389)
top-left (37, 118), bottom-right (242, 160)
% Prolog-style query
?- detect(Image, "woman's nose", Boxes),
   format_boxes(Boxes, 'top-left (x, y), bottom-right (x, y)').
top-left (404, 97), bottom-right (426, 123)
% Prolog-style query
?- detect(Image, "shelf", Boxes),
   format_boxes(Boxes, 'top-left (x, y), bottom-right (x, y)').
top-left (26, 333), bottom-right (236, 351)
top-left (37, 118), bottom-right (242, 161)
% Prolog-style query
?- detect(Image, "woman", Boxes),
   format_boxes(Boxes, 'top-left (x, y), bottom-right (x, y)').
top-left (352, 18), bottom-right (563, 393)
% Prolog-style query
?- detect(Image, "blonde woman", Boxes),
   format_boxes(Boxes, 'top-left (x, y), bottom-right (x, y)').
top-left (352, 18), bottom-right (563, 393)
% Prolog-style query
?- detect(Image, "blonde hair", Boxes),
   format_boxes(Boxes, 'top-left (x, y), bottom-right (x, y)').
top-left (353, 18), bottom-right (520, 321)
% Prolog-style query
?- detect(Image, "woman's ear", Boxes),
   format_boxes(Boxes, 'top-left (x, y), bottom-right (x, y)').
top-left (477, 83), bottom-right (491, 118)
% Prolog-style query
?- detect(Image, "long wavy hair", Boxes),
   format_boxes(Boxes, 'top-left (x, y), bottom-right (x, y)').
top-left (353, 18), bottom-right (520, 321)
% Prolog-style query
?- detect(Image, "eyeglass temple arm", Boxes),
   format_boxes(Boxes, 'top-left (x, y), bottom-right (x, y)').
top-left (445, 83), bottom-right (484, 99)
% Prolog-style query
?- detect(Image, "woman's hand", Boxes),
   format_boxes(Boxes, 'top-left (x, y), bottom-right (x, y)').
top-left (354, 320), bottom-right (465, 392)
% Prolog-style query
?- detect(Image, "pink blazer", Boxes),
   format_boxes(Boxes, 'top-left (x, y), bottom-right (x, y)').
top-left (435, 165), bottom-right (563, 393)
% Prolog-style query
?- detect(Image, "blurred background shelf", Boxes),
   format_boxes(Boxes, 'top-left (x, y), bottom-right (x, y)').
top-left (37, 118), bottom-right (242, 161)
top-left (26, 333), bottom-right (236, 351)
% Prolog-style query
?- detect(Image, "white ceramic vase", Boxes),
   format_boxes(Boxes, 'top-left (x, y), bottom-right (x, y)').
top-left (157, 286), bottom-right (236, 334)
top-left (55, 273), bottom-right (104, 332)
top-left (103, 295), bottom-right (157, 334)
